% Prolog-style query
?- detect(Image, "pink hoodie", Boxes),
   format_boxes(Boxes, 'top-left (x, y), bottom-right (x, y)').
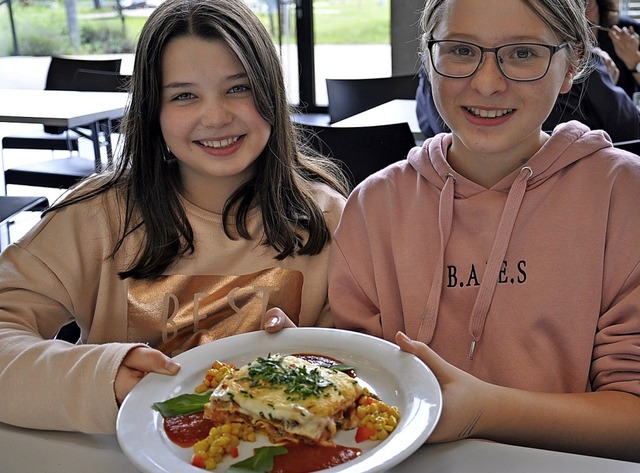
top-left (329, 121), bottom-right (640, 395)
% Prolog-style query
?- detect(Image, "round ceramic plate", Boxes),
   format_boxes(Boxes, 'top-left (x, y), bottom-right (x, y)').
top-left (117, 328), bottom-right (442, 473)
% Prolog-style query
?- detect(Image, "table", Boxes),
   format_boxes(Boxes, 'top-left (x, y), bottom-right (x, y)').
top-left (0, 195), bottom-right (48, 249)
top-left (0, 88), bottom-right (129, 168)
top-left (1, 420), bottom-right (637, 473)
top-left (0, 195), bottom-right (47, 226)
top-left (332, 99), bottom-right (424, 140)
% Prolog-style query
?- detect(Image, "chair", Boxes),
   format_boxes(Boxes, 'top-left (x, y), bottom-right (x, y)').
top-left (301, 122), bottom-right (417, 188)
top-left (613, 139), bottom-right (640, 155)
top-left (71, 69), bottom-right (130, 94)
top-left (70, 69), bottom-right (130, 134)
top-left (56, 321), bottom-right (81, 343)
top-left (0, 195), bottom-right (49, 250)
top-left (325, 74), bottom-right (419, 124)
top-left (2, 57), bottom-right (123, 192)
top-left (4, 158), bottom-right (103, 189)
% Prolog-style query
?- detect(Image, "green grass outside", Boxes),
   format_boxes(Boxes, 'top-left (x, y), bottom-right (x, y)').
top-left (0, 0), bottom-right (389, 56)
top-left (0, 1), bottom-right (145, 55)
top-left (313, 0), bottom-right (389, 44)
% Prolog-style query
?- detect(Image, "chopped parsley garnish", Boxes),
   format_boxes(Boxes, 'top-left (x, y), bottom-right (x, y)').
top-left (243, 354), bottom-right (334, 400)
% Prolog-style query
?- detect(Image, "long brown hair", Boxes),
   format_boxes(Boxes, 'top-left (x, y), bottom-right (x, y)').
top-left (45, 0), bottom-right (349, 280)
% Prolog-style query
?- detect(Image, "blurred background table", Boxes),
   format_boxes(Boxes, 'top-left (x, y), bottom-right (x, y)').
top-left (0, 88), bottom-right (128, 166)
top-left (332, 99), bottom-right (424, 141)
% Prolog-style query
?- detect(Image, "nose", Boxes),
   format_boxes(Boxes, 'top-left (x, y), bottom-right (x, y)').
top-left (200, 98), bottom-right (233, 128)
top-left (470, 52), bottom-right (508, 95)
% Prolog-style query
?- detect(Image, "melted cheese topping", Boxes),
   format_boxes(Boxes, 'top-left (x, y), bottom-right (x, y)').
top-left (209, 354), bottom-right (362, 442)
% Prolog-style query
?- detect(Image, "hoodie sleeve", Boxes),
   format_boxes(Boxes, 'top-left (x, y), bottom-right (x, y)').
top-left (0, 189), bottom-right (150, 434)
top-left (590, 151), bottom-right (640, 395)
top-left (591, 265), bottom-right (640, 395)
top-left (329, 187), bottom-right (385, 338)
top-left (0, 243), bottom-right (146, 433)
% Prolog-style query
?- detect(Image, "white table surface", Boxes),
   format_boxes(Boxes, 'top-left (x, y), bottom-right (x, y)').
top-left (0, 88), bottom-right (129, 129)
top-left (1, 420), bottom-right (638, 473)
top-left (332, 99), bottom-right (424, 140)
top-left (0, 88), bottom-right (129, 164)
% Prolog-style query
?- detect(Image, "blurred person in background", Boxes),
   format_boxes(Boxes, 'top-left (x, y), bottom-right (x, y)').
top-left (588, 0), bottom-right (640, 98)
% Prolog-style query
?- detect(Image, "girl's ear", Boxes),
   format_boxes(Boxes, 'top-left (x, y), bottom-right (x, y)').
top-left (560, 69), bottom-right (575, 94)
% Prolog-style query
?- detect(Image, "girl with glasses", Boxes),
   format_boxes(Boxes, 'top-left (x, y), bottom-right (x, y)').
top-left (415, 2), bottom-right (640, 142)
top-left (328, 0), bottom-right (640, 461)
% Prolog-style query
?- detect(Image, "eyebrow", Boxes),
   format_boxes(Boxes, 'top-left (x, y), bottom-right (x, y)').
top-left (163, 72), bottom-right (249, 90)
top-left (163, 82), bottom-right (193, 90)
top-left (226, 72), bottom-right (249, 81)
top-left (441, 33), bottom-right (556, 44)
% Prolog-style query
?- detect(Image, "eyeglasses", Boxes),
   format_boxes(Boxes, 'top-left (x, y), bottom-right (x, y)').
top-left (426, 39), bottom-right (569, 82)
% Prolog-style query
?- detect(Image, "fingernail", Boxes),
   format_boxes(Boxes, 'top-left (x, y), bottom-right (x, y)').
top-left (264, 316), bottom-right (279, 328)
top-left (396, 331), bottom-right (410, 341)
top-left (165, 359), bottom-right (180, 374)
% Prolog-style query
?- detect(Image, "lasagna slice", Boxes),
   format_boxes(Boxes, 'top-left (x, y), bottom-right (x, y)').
top-left (204, 354), bottom-right (363, 444)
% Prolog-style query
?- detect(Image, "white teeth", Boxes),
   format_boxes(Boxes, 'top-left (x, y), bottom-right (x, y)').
top-left (467, 107), bottom-right (513, 118)
top-left (200, 136), bottom-right (240, 148)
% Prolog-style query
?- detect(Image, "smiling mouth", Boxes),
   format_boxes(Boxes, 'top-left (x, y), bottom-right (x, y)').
top-left (199, 136), bottom-right (241, 148)
top-left (466, 107), bottom-right (514, 118)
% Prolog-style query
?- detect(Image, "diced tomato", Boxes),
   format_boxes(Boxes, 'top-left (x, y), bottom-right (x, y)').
top-left (229, 446), bottom-right (239, 458)
top-left (190, 453), bottom-right (206, 469)
top-left (355, 426), bottom-right (377, 443)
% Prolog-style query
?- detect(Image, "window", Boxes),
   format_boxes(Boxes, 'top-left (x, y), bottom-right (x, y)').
top-left (247, 0), bottom-right (392, 112)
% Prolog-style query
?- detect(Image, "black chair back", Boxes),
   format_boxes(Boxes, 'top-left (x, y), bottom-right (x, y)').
top-left (43, 57), bottom-right (122, 133)
top-left (45, 56), bottom-right (122, 91)
top-left (71, 69), bottom-right (130, 93)
top-left (613, 139), bottom-right (640, 156)
top-left (326, 74), bottom-right (419, 123)
top-left (302, 122), bottom-right (417, 188)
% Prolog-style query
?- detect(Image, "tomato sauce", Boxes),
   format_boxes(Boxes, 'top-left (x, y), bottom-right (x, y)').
top-left (272, 442), bottom-right (362, 473)
top-left (163, 412), bottom-right (216, 447)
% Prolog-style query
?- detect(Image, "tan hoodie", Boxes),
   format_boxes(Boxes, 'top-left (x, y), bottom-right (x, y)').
top-left (330, 121), bottom-right (640, 396)
top-left (0, 182), bottom-right (345, 433)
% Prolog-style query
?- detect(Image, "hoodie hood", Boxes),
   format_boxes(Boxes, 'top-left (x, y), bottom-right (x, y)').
top-left (408, 121), bottom-right (613, 358)
top-left (408, 121), bottom-right (613, 195)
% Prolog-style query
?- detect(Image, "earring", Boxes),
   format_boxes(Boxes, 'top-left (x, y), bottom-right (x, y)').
top-left (163, 145), bottom-right (177, 164)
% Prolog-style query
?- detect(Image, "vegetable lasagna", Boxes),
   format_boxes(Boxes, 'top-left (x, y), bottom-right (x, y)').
top-left (204, 354), bottom-right (363, 444)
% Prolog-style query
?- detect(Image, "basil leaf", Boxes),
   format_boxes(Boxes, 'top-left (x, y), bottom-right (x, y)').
top-left (226, 446), bottom-right (288, 473)
top-left (152, 392), bottom-right (211, 418)
top-left (330, 363), bottom-right (356, 372)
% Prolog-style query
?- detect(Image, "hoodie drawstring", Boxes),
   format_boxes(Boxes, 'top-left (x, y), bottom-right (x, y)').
top-left (418, 166), bottom-right (534, 360)
top-left (417, 172), bottom-right (456, 343)
top-left (467, 166), bottom-right (533, 359)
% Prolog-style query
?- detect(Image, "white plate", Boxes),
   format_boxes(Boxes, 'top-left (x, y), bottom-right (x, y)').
top-left (117, 328), bottom-right (442, 473)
